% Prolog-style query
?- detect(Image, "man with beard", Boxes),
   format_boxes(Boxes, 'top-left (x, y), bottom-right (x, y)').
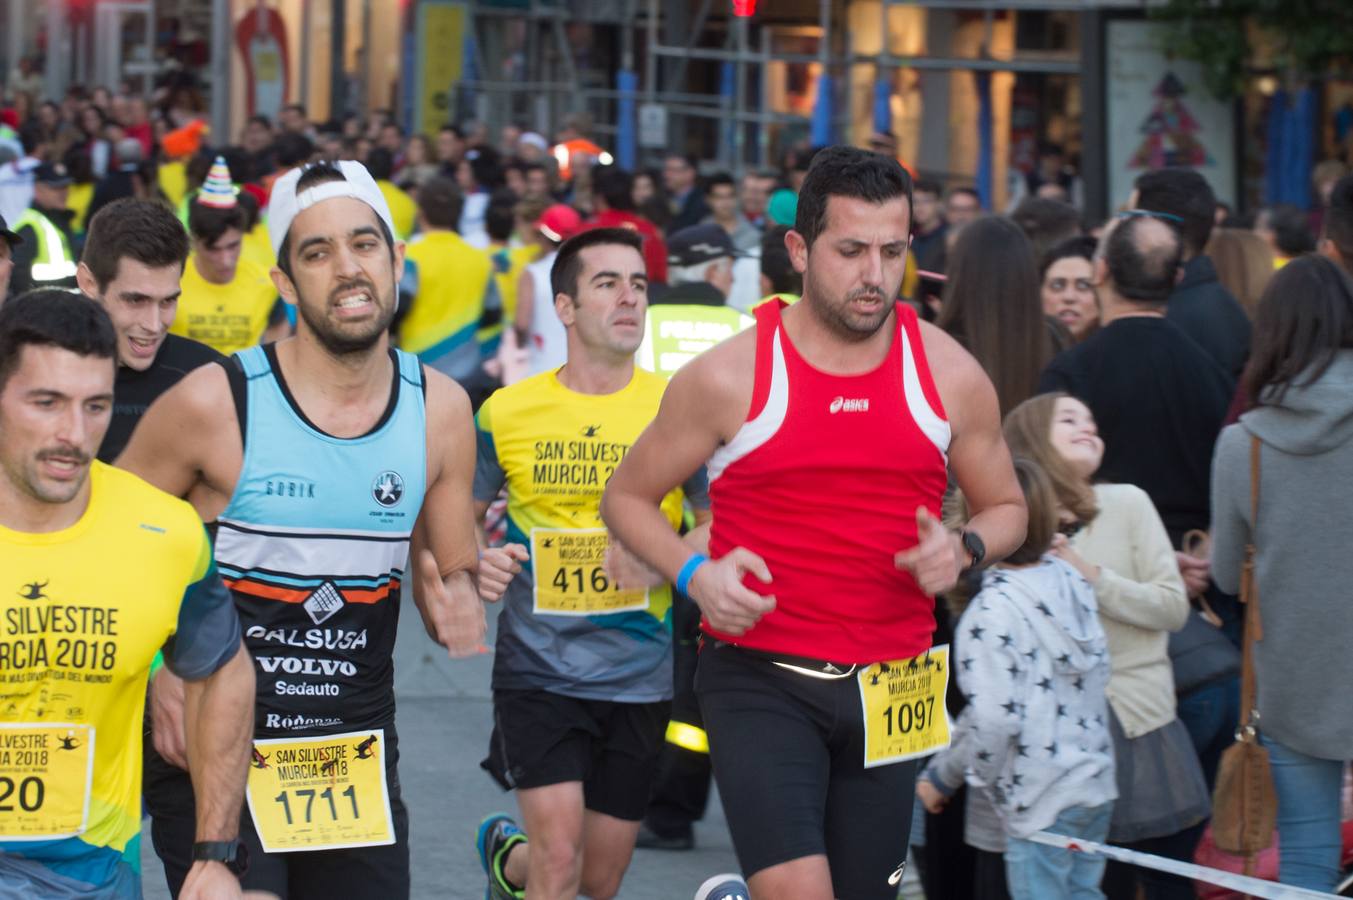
top-left (472, 228), bottom-right (710, 900)
top-left (600, 146), bottom-right (1027, 900)
top-left (0, 290), bottom-right (253, 900)
top-left (117, 161), bottom-right (486, 899)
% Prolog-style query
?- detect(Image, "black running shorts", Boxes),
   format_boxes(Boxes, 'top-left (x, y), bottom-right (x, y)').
top-left (482, 689), bottom-right (670, 821)
top-left (695, 641), bottom-right (919, 900)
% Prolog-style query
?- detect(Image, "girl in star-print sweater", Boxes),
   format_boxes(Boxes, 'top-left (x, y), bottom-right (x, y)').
top-left (919, 458), bottom-right (1117, 899)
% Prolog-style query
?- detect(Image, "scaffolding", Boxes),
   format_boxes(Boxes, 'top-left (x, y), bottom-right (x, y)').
top-left (460, 0), bottom-right (1109, 166)
top-left (451, 0), bottom-right (1143, 216)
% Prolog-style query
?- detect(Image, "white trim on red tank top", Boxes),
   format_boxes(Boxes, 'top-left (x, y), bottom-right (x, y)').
top-left (707, 314), bottom-right (949, 483)
top-left (898, 319), bottom-right (951, 456)
top-left (707, 327), bottom-right (789, 482)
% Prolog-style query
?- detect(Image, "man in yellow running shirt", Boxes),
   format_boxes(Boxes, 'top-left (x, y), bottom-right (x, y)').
top-left (472, 228), bottom-right (710, 900)
top-left (0, 290), bottom-right (255, 899)
top-left (171, 158), bottom-right (282, 355)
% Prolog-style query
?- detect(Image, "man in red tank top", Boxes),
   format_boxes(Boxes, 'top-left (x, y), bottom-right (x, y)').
top-left (602, 146), bottom-right (1027, 900)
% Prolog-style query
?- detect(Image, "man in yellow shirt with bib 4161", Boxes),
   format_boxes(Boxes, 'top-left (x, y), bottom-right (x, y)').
top-left (472, 228), bottom-right (710, 900)
top-left (170, 158), bottom-right (282, 356)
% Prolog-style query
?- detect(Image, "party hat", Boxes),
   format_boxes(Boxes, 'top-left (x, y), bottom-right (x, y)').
top-left (198, 156), bottom-right (237, 209)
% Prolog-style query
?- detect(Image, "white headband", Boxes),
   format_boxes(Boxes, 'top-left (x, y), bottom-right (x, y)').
top-left (268, 159), bottom-right (397, 258)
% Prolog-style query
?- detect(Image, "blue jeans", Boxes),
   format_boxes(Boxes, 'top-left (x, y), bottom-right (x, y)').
top-left (1005, 802), bottom-right (1114, 900)
top-left (1261, 734), bottom-right (1347, 891)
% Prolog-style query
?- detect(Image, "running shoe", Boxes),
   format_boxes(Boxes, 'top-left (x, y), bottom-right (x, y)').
top-left (476, 813), bottom-right (527, 900)
top-left (694, 873), bottom-right (751, 900)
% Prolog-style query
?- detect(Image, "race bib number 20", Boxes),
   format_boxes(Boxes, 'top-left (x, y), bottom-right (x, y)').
top-left (246, 730), bottom-right (395, 853)
top-left (531, 528), bottom-right (649, 616)
top-left (858, 646), bottom-right (952, 768)
top-left (0, 724), bottom-right (94, 840)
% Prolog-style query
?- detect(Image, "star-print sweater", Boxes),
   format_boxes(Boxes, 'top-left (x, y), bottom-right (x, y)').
top-left (924, 556), bottom-right (1117, 838)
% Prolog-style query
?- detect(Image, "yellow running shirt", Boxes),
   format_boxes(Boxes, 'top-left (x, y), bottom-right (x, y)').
top-left (399, 230), bottom-right (494, 380)
top-left (377, 180), bottom-right (417, 241)
top-left (478, 244), bottom-right (538, 354)
top-left (171, 256), bottom-right (278, 355)
top-left (474, 369), bottom-right (708, 701)
top-left (0, 462), bottom-right (240, 897)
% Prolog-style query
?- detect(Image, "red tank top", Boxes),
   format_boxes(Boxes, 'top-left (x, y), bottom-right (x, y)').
top-left (705, 300), bottom-right (950, 663)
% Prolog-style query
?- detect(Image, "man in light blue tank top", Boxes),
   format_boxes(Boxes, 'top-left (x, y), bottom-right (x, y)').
top-left (118, 160), bottom-right (489, 900)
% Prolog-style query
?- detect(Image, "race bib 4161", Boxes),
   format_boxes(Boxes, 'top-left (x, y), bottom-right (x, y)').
top-left (531, 528), bottom-right (649, 616)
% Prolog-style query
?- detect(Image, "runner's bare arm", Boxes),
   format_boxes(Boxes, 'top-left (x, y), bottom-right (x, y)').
top-left (409, 371), bottom-right (487, 656)
top-left (513, 268), bottom-right (534, 342)
top-left (180, 644), bottom-right (253, 895)
top-left (919, 321), bottom-right (1027, 564)
top-left (115, 363), bottom-right (240, 509)
top-left (602, 354), bottom-right (734, 580)
top-left (603, 338), bottom-right (776, 635)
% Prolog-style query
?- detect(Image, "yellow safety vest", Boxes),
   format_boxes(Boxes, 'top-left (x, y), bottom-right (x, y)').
top-left (14, 208), bottom-right (76, 283)
top-left (637, 304), bottom-right (753, 379)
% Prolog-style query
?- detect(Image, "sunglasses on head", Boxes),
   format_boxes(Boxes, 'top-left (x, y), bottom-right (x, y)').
top-left (1115, 209), bottom-right (1183, 224)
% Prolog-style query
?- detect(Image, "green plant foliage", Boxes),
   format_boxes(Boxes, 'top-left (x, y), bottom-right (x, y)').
top-left (1150, 0), bottom-right (1353, 98)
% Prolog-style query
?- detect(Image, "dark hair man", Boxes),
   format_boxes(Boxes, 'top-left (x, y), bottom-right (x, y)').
top-left (910, 178), bottom-right (947, 272)
top-left (473, 227), bottom-right (711, 900)
top-left (702, 172), bottom-right (760, 253)
top-left (662, 154), bottom-right (707, 235)
top-left (1131, 168), bottom-right (1251, 379)
top-left (601, 145), bottom-right (1027, 899)
top-left (118, 161), bottom-right (486, 900)
top-left (0, 289), bottom-right (254, 900)
top-left (73, 197), bottom-right (221, 462)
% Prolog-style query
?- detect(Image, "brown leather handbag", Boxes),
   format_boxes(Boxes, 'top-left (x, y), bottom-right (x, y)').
top-left (1210, 436), bottom-right (1277, 860)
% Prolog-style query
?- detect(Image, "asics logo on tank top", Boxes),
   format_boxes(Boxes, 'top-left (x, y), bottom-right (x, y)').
top-left (828, 396), bottom-right (871, 414)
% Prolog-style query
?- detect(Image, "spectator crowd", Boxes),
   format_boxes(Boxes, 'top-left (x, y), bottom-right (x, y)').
top-left (2, 72), bottom-right (1352, 900)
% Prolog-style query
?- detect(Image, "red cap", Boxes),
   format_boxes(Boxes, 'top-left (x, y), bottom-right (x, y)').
top-left (535, 204), bottom-right (582, 243)
top-left (0, 109), bottom-right (18, 130)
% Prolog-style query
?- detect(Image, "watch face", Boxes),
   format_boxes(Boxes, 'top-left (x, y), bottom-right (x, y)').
top-left (963, 531), bottom-right (985, 565)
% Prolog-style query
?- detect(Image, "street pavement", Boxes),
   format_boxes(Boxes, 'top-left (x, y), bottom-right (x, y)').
top-left (140, 599), bottom-right (744, 900)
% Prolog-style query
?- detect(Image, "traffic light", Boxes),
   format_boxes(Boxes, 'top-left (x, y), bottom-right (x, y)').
top-left (732, 0), bottom-right (756, 17)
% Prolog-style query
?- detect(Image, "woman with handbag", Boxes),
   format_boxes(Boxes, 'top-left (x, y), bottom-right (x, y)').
top-left (1004, 393), bottom-right (1212, 900)
top-left (1210, 254), bottom-right (1353, 891)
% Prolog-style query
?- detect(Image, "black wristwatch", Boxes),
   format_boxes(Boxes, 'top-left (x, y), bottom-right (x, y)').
top-left (959, 529), bottom-right (986, 571)
top-left (192, 839), bottom-right (248, 876)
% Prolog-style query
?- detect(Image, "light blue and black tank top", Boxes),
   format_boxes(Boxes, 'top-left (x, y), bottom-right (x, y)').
top-left (214, 344), bottom-right (427, 739)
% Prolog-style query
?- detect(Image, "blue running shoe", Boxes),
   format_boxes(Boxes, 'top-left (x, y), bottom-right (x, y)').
top-left (694, 873), bottom-right (751, 900)
top-left (476, 813), bottom-right (526, 900)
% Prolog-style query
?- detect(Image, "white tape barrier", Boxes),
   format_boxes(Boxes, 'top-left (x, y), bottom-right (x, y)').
top-left (1028, 831), bottom-right (1342, 900)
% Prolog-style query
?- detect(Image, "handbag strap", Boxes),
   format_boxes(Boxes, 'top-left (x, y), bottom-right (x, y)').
top-left (1237, 435), bottom-right (1263, 741)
